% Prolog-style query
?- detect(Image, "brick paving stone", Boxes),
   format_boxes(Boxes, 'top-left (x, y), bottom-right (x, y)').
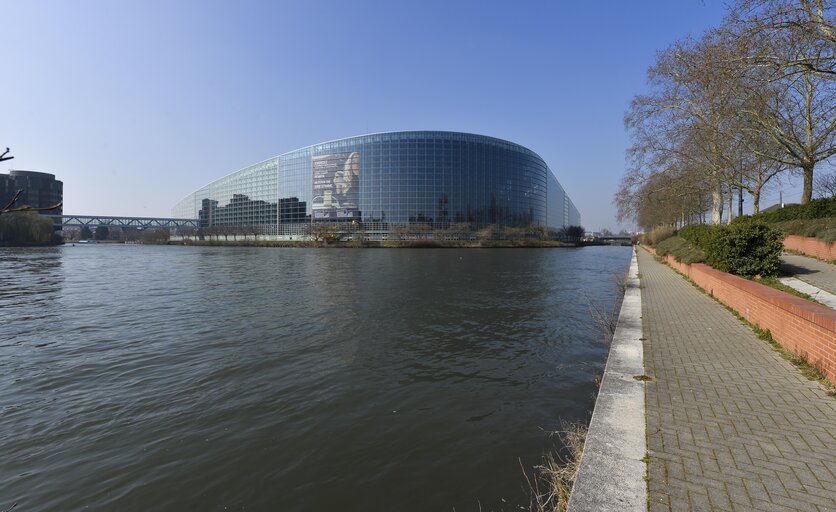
top-left (706, 486), bottom-right (734, 511)
top-left (639, 249), bottom-right (836, 511)
top-left (781, 252), bottom-right (836, 294)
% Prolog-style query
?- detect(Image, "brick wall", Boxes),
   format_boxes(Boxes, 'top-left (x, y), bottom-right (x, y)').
top-left (784, 235), bottom-right (836, 262)
top-left (643, 246), bottom-right (836, 381)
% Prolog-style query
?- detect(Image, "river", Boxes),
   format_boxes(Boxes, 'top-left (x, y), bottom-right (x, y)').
top-left (0, 244), bottom-right (630, 511)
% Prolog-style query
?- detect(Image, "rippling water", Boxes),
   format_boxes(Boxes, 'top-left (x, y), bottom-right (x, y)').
top-left (0, 245), bottom-right (630, 511)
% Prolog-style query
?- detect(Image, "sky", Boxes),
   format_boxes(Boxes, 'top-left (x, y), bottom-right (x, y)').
top-left (2, 0), bottom-right (799, 231)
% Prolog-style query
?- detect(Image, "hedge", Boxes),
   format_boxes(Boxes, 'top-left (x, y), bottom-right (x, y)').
top-left (706, 223), bottom-right (784, 277)
top-left (662, 222), bottom-right (784, 277)
top-left (756, 196), bottom-right (836, 223)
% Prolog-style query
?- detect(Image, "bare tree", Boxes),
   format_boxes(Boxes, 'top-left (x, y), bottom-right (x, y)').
top-left (727, 1), bottom-right (836, 203)
top-left (624, 29), bottom-right (749, 224)
top-left (731, 0), bottom-right (835, 80)
top-left (619, 4), bottom-right (833, 227)
top-left (738, 40), bottom-right (836, 203)
top-left (814, 169), bottom-right (836, 196)
top-left (736, 136), bottom-right (789, 214)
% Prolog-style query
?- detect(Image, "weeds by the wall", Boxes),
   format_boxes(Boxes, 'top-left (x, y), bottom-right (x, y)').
top-left (522, 423), bottom-right (588, 512)
top-left (750, 327), bottom-right (836, 397)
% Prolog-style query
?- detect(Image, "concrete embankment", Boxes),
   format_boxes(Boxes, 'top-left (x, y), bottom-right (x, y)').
top-left (568, 248), bottom-right (647, 511)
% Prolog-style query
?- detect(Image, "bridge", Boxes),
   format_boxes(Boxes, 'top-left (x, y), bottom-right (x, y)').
top-left (45, 214), bottom-right (200, 229)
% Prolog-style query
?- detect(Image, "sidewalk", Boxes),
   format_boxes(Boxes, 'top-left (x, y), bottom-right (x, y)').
top-left (638, 249), bottom-right (836, 512)
top-left (781, 252), bottom-right (836, 296)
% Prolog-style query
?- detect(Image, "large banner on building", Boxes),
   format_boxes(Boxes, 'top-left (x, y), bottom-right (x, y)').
top-left (312, 152), bottom-right (360, 220)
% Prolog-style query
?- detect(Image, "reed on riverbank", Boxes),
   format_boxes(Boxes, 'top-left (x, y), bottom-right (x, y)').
top-left (524, 423), bottom-right (588, 512)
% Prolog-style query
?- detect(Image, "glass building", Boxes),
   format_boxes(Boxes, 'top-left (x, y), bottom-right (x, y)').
top-left (0, 170), bottom-right (63, 215)
top-left (173, 131), bottom-right (580, 238)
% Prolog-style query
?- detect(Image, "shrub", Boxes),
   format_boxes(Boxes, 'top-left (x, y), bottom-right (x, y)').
top-left (677, 224), bottom-right (717, 251)
top-left (706, 223), bottom-right (784, 277)
top-left (642, 225), bottom-right (676, 246)
top-left (655, 236), bottom-right (706, 264)
top-left (757, 196), bottom-right (836, 223)
top-left (771, 217), bottom-right (836, 243)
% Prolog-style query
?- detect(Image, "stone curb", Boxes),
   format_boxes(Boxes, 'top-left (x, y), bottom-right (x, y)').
top-left (779, 276), bottom-right (836, 309)
top-left (567, 248), bottom-right (647, 511)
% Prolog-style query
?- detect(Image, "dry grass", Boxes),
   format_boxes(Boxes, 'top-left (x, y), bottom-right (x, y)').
top-left (586, 297), bottom-right (619, 339)
top-left (522, 423), bottom-right (588, 512)
top-left (583, 270), bottom-right (628, 340)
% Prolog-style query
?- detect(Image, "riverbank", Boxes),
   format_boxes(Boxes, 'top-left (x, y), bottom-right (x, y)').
top-left (164, 238), bottom-right (582, 248)
top-left (568, 247), bottom-right (836, 511)
top-left (568, 248), bottom-right (646, 511)
top-left (0, 241), bottom-right (63, 247)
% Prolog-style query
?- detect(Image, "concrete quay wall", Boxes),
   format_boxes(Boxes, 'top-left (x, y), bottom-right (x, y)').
top-left (644, 246), bottom-right (836, 381)
top-left (567, 248), bottom-right (647, 512)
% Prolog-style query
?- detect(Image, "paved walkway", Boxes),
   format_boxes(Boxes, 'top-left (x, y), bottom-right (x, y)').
top-left (781, 253), bottom-right (836, 295)
top-left (638, 249), bottom-right (836, 512)
top-left (777, 276), bottom-right (836, 310)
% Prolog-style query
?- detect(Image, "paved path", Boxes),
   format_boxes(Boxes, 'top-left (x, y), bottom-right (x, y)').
top-left (777, 277), bottom-right (836, 310)
top-left (638, 249), bottom-right (836, 512)
top-left (781, 253), bottom-right (836, 295)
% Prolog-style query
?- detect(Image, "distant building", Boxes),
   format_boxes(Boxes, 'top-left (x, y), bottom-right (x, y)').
top-left (0, 170), bottom-right (63, 215)
top-left (173, 131), bottom-right (581, 238)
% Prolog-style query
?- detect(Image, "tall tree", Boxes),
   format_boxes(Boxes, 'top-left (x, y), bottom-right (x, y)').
top-left (741, 62), bottom-right (835, 203)
top-left (624, 29), bottom-right (747, 224)
top-left (733, 0), bottom-right (836, 203)
top-left (732, 0), bottom-right (835, 80)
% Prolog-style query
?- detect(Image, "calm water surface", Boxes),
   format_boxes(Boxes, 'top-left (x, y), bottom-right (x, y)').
top-left (0, 245), bottom-right (630, 511)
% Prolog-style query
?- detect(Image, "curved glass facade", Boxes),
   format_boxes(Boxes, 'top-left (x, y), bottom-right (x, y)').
top-left (173, 131), bottom-right (579, 237)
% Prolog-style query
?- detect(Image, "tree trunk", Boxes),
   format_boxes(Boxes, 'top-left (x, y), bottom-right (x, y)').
top-left (727, 184), bottom-right (734, 225)
top-left (711, 183), bottom-right (724, 225)
top-left (802, 161), bottom-right (814, 204)
top-left (753, 189), bottom-right (761, 215)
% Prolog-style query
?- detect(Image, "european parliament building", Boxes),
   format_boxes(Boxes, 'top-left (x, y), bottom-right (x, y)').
top-left (173, 131), bottom-right (580, 238)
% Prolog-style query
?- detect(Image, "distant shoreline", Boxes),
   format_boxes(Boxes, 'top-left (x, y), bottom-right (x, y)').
top-left (0, 241), bottom-right (64, 248)
top-left (154, 239), bottom-right (628, 249)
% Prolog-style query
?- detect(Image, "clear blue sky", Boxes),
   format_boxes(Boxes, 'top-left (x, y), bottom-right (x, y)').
top-left (4, 0), bottom-right (787, 231)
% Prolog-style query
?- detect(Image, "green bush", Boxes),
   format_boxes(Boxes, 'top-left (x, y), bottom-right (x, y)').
top-left (706, 223), bottom-right (784, 277)
top-left (757, 197), bottom-right (836, 223)
top-left (771, 217), bottom-right (836, 243)
top-left (677, 224), bottom-right (717, 251)
top-left (730, 215), bottom-right (754, 225)
top-left (655, 236), bottom-right (706, 264)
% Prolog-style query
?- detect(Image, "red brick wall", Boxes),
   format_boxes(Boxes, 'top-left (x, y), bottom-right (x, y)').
top-left (643, 246), bottom-right (836, 381)
top-left (784, 235), bottom-right (836, 262)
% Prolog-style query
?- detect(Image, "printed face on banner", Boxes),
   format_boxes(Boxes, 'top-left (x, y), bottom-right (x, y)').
top-left (312, 152), bottom-right (360, 220)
